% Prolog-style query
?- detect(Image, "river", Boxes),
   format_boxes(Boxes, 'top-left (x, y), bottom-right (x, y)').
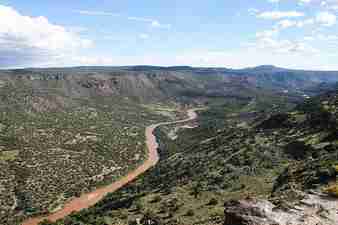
top-left (22, 109), bottom-right (200, 225)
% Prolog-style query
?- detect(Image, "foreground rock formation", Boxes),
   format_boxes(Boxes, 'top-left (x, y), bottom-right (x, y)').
top-left (224, 192), bottom-right (337, 225)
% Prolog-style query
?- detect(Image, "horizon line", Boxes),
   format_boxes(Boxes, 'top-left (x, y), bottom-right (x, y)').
top-left (2, 64), bottom-right (338, 72)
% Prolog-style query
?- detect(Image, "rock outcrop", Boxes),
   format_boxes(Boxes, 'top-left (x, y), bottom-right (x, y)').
top-left (224, 193), bottom-right (337, 225)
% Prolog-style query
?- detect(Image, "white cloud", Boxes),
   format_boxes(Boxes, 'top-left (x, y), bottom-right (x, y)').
top-left (256, 29), bottom-right (279, 38)
top-left (303, 36), bottom-right (315, 41)
top-left (150, 20), bottom-right (171, 29)
top-left (127, 16), bottom-right (153, 22)
top-left (66, 26), bottom-right (88, 34)
top-left (268, 0), bottom-right (312, 5)
top-left (252, 29), bottom-right (319, 55)
top-left (74, 10), bottom-right (119, 16)
top-left (275, 18), bottom-right (314, 29)
top-left (151, 20), bottom-right (161, 27)
top-left (254, 37), bottom-right (319, 54)
top-left (303, 33), bottom-right (338, 43)
top-left (0, 5), bottom-right (93, 67)
top-left (317, 33), bottom-right (338, 40)
top-left (257, 11), bottom-right (305, 20)
top-left (299, 0), bottom-right (312, 4)
top-left (126, 16), bottom-right (171, 29)
top-left (316, 11), bottom-right (336, 26)
top-left (297, 18), bottom-right (315, 27)
top-left (75, 10), bottom-right (171, 29)
top-left (321, 0), bottom-right (338, 10)
top-left (276, 19), bottom-right (297, 29)
top-left (69, 55), bottom-right (115, 65)
top-left (139, 34), bottom-right (149, 39)
top-left (248, 8), bottom-right (259, 15)
top-left (127, 16), bottom-right (170, 28)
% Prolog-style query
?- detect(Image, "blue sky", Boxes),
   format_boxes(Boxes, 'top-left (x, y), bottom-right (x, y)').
top-left (1, 0), bottom-right (338, 69)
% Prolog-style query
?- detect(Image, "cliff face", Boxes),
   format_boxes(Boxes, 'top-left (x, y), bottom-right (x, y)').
top-left (224, 192), bottom-right (338, 225)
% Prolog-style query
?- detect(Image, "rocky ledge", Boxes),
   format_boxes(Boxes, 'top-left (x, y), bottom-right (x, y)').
top-left (224, 192), bottom-right (337, 225)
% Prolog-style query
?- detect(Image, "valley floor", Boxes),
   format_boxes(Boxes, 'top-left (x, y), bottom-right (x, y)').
top-left (22, 108), bottom-right (201, 225)
top-left (39, 88), bottom-right (337, 225)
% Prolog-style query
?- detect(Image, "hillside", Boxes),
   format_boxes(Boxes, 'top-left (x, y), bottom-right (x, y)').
top-left (4, 65), bottom-right (338, 103)
top-left (0, 66), bottom-right (337, 225)
top-left (38, 86), bottom-right (337, 225)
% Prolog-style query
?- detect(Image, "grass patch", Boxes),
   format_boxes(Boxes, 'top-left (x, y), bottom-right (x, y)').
top-left (0, 150), bottom-right (19, 161)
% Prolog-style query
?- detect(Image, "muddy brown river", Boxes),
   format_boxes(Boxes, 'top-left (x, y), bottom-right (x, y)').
top-left (22, 109), bottom-right (199, 225)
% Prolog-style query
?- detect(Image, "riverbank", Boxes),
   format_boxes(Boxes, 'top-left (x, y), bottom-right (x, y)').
top-left (22, 108), bottom-right (200, 225)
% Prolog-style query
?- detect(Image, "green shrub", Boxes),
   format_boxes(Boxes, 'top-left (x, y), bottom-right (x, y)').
top-left (185, 209), bottom-right (195, 217)
top-left (149, 195), bottom-right (162, 203)
top-left (207, 198), bottom-right (218, 206)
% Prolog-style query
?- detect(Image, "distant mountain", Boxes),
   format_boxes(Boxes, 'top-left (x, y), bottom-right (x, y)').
top-left (2, 65), bottom-right (338, 106)
top-left (119, 65), bottom-right (338, 92)
top-left (245, 65), bottom-right (279, 70)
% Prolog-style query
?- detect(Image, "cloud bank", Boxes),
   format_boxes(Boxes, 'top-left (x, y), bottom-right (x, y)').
top-left (0, 5), bottom-right (93, 68)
